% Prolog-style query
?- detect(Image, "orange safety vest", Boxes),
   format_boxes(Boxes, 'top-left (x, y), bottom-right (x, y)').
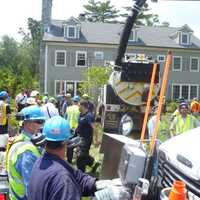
top-left (0, 101), bottom-right (7, 126)
top-left (191, 100), bottom-right (199, 113)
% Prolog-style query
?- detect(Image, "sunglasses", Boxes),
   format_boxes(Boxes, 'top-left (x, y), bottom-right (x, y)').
top-left (32, 120), bottom-right (45, 124)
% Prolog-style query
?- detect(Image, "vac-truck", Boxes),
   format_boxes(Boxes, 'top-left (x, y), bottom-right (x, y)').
top-left (99, 55), bottom-right (160, 139)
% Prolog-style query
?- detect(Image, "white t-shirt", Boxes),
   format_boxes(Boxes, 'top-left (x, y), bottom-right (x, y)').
top-left (41, 103), bottom-right (59, 120)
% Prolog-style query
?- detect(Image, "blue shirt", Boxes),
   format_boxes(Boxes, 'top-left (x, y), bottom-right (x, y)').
top-left (28, 152), bottom-right (96, 200)
top-left (77, 111), bottom-right (94, 138)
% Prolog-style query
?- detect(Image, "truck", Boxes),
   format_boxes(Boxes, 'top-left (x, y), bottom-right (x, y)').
top-left (99, 55), bottom-right (160, 139)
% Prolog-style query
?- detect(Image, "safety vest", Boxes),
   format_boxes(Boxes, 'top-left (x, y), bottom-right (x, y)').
top-left (191, 101), bottom-right (199, 113)
top-left (66, 105), bottom-right (80, 129)
top-left (175, 114), bottom-right (196, 135)
top-left (6, 133), bottom-right (41, 200)
top-left (0, 101), bottom-right (7, 126)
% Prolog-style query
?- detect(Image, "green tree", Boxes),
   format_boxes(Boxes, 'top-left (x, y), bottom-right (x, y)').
top-left (79, 66), bottom-right (112, 98)
top-left (121, 3), bottom-right (159, 26)
top-left (83, 0), bottom-right (120, 22)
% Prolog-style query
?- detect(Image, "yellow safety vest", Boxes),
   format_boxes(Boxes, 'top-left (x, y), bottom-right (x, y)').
top-left (0, 101), bottom-right (7, 125)
top-left (6, 133), bottom-right (41, 200)
top-left (66, 105), bottom-right (80, 129)
top-left (175, 114), bottom-right (196, 135)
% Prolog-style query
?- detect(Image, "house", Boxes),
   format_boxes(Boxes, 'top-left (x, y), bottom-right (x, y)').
top-left (40, 0), bottom-right (200, 101)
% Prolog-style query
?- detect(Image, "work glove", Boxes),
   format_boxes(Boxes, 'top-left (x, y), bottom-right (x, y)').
top-left (95, 180), bottom-right (113, 190)
top-left (95, 178), bottom-right (123, 190)
top-left (95, 185), bottom-right (131, 200)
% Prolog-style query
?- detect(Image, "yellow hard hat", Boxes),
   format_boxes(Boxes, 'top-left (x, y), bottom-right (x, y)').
top-left (82, 94), bottom-right (89, 99)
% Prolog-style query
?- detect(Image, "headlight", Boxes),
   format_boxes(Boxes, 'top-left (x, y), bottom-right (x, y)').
top-left (120, 114), bottom-right (133, 136)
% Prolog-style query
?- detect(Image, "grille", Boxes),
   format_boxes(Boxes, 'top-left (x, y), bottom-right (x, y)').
top-left (158, 150), bottom-right (200, 198)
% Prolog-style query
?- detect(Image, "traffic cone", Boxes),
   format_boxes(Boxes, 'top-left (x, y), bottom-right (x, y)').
top-left (169, 180), bottom-right (187, 200)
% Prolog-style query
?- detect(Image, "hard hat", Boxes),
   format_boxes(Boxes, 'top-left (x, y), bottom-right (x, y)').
top-left (49, 97), bottom-right (57, 104)
top-left (0, 91), bottom-right (8, 99)
top-left (20, 105), bottom-right (45, 121)
top-left (72, 95), bottom-right (80, 102)
top-left (43, 116), bottom-right (71, 141)
top-left (26, 97), bottom-right (37, 105)
top-left (179, 102), bottom-right (188, 110)
top-left (66, 93), bottom-right (71, 98)
top-left (30, 90), bottom-right (40, 97)
top-left (82, 94), bottom-right (89, 99)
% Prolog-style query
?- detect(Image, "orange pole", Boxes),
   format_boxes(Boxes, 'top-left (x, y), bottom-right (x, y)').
top-left (150, 51), bottom-right (172, 155)
top-left (140, 63), bottom-right (158, 140)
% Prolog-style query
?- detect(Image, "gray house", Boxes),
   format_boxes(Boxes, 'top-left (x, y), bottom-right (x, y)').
top-left (40, 0), bottom-right (200, 101)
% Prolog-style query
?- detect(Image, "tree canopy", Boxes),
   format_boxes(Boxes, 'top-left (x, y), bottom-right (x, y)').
top-left (82, 0), bottom-right (120, 22)
top-left (121, 3), bottom-right (160, 26)
top-left (0, 18), bottom-right (41, 96)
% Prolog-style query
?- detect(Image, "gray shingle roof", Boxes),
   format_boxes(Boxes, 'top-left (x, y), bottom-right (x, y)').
top-left (43, 19), bottom-right (200, 49)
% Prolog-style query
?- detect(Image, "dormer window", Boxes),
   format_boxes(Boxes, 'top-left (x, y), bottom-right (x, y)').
top-left (67, 25), bottom-right (76, 39)
top-left (181, 33), bottom-right (189, 45)
top-left (129, 30), bottom-right (137, 42)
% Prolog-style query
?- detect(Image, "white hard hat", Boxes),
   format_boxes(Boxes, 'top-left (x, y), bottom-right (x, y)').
top-left (30, 90), bottom-right (40, 97)
top-left (0, 134), bottom-right (8, 148)
top-left (26, 97), bottom-right (37, 105)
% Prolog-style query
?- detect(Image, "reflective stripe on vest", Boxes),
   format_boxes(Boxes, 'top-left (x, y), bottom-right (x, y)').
top-left (66, 105), bottom-right (80, 129)
top-left (0, 102), bottom-right (7, 125)
top-left (7, 134), bottom-right (41, 200)
top-left (176, 115), bottom-right (195, 134)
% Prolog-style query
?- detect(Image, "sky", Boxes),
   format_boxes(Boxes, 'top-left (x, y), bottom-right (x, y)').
top-left (0, 0), bottom-right (199, 41)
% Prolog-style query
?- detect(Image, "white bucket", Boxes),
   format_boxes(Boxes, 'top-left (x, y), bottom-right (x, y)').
top-left (0, 134), bottom-right (8, 148)
top-left (160, 187), bottom-right (171, 200)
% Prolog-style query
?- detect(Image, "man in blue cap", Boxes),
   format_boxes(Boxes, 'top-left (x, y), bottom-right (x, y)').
top-left (28, 116), bottom-right (130, 200)
top-left (7, 105), bottom-right (45, 200)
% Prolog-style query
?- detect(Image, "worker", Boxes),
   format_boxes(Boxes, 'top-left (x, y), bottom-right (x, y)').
top-left (65, 95), bottom-right (80, 163)
top-left (170, 102), bottom-right (200, 137)
top-left (15, 89), bottom-right (27, 112)
top-left (28, 115), bottom-right (127, 200)
top-left (30, 90), bottom-right (41, 105)
top-left (170, 97), bottom-right (186, 122)
top-left (190, 98), bottom-right (200, 117)
top-left (0, 91), bottom-right (11, 137)
top-left (82, 93), bottom-right (95, 114)
top-left (61, 93), bottom-right (72, 117)
top-left (66, 95), bottom-right (80, 130)
top-left (7, 105), bottom-right (45, 200)
top-left (41, 98), bottom-right (59, 119)
top-left (76, 100), bottom-right (98, 172)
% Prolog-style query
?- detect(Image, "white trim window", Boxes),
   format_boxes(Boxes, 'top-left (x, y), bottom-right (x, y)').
top-left (172, 84), bottom-right (199, 100)
top-left (129, 30), bottom-right (137, 42)
top-left (173, 56), bottom-right (182, 71)
top-left (76, 51), bottom-right (87, 67)
top-left (190, 57), bottom-right (199, 72)
top-left (94, 51), bottom-right (104, 60)
top-left (55, 50), bottom-right (66, 66)
top-left (67, 25), bottom-right (76, 39)
top-left (157, 55), bottom-right (165, 63)
top-left (54, 80), bottom-right (83, 96)
top-left (181, 33), bottom-right (190, 45)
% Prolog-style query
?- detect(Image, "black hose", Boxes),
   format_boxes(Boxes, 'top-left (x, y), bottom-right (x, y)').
top-left (115, 0), bottom-right (147, 66)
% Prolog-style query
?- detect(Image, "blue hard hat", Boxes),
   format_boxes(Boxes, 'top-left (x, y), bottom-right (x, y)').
top-left (0, 91), bottom-right (8, 99)
top-left (72, 95), bottom-right (80, 102)
top-left (20, 105), bottom-right (46, 121)
top-left (43, 116), bottom-right (71, 141)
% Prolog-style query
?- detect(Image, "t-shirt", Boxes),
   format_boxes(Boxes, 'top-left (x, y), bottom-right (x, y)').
top-left (28, 152), bottom-right (96, 200)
